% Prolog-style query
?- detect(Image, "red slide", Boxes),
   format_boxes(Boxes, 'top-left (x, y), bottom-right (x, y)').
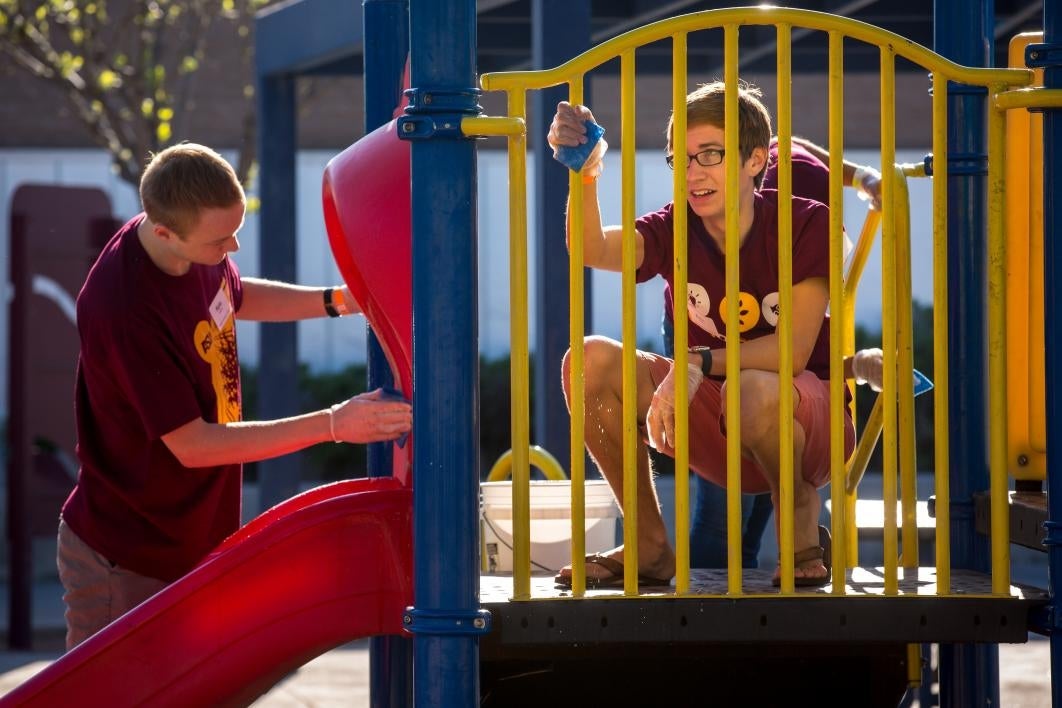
top-left (2, 478), bottom-right (412, 707)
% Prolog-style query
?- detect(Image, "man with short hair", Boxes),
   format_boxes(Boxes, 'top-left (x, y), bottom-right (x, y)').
top-left (548, 82), bottom-right (855, 588)
top-left (59, 143), bottom-right (412, 649)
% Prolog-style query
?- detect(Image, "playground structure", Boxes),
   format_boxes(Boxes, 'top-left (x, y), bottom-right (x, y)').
top-left (3, 1), bottom-right (1062, 707)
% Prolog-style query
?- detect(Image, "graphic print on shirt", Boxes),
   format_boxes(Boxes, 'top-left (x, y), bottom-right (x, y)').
top-left (194, 278), bottom-right (241, 423)
top-left (686, 283), bottom-right (723, 339)
top-left (687, 282), bottom-right (779, 341)
top-left (761, 292), bottom-right (780, 327)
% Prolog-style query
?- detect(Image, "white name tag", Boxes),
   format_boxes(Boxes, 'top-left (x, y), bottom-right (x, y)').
top-left (209, 284), bottom-right (233, 330)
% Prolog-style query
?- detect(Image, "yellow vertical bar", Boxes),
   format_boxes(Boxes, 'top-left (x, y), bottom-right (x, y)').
top-left (894, 171), bottom-right (918, 569)
top-left (568, 78), bottom-right (587, 597)
top-left (507, 89), bottom-right (532, 600)
top-left (843, 210), bottom-right (883, 569)
top-left (724, 24), bottom-right (743, 595)
top-left (931, 71), bottom-right (951, 594)
top-left (776, 23), bottom-right (795, 595)
top-left (827, 30), bottom-right (848, 592)
top-left (880, 46), bottom-right (898, 596)
top-left (672, 33), bottom-right (690, 595)
top-left (620, 48), bottom-right (639, 596)
top-left (986, 91), bottom-right (1011, 595)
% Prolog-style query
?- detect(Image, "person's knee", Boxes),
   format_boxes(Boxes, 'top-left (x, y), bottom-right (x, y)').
top-left (720, 370), bottom-right (779, 446)
top-left (581, 336), bottom-right (623, 395)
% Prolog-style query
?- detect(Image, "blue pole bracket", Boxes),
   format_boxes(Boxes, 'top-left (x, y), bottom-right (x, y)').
top-left (1027, 43), bottom-right (1062, 69)
top-left (403, 607), bottom-right (492, 635)
top-left (398, 87), bottom-right (482, 140)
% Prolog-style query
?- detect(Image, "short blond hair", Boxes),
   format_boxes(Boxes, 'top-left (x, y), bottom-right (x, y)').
top-left (665, 81), bottom-right (773, 187)
top-left (139, 143), bottom-right (244, 236)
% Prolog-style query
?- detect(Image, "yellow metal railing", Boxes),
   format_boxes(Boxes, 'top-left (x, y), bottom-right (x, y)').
top-left (475, 6), bottom-right (1035, 600)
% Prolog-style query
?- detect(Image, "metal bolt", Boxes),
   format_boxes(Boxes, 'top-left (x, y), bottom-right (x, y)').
top-left (1030, 51), bottom-right (1040, 61)
top-left (403, 614), bottom-right (412, 624)
top-left (473, 617), bottom-right (486, 629)
top-left (1018, 454), bottom-right (1029, 466)
top-left (424, 94), bottom-right (433, 104)
top-left (443, 123), bottom-right (452, 129)
top-left (402, 122), bottom-right (415, 133)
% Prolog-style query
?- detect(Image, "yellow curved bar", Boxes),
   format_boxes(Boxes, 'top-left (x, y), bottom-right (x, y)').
top-left (486, 445), bottom-right (568, 482)
top-left (987, 90), bottom-right (1011, 596)
top-left (827, 29), bottom-right (848, 591)
top-left (776, 22), bottom-right (796, 595)
top-left (672, 33), bottom-right (691, 595)
top-left (566, 77), bottom-right (588, 598)
top-left (480, 8), bottom-right (1030, 94)
top-left (931, 71), bottom-right (951, 594)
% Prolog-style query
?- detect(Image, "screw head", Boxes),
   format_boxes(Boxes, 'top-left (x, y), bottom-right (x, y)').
top-left (1018, 454), bottom-right (1030, 466)
top-left (473, 617), bottom-right (486, 629)
top-left (403, 614), bottom-right (412, 624)
top-left (402, 122), bottom-right (415, 133)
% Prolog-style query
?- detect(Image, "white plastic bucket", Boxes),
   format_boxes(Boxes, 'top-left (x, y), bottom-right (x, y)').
top-left (480, 479), bottom-right (619, 573)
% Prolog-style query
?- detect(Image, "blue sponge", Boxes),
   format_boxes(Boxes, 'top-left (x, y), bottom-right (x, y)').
top-left (554, 121), bottom-right (606, 172)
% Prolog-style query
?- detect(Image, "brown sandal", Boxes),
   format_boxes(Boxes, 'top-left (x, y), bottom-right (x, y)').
top-left (772, 525), bottom-right (832, 588)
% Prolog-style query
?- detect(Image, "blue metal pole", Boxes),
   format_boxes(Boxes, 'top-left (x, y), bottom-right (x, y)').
top-left (363, 2), bottom-right (412, 705)
top-left (402, 1), bottom-right (490, 705)
top-left (1037, 1), bottom-right (1062, 704)
top-left (531, 0), bottom-right (591, 471)
top-left (256, 73), bottom-right (302, 512)
top-left (933, 1), bottom-right (1000, 705)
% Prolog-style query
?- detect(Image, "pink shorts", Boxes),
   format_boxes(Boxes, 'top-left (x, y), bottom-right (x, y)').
top-left (641, 352), bottom-right (855, 494)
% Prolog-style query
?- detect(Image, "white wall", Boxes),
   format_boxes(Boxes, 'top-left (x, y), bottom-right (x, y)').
top-left (0, 147), bottom-right (933, 418)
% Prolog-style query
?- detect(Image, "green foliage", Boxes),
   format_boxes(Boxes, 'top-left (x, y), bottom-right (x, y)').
top-left (0, 0), bottom-right (266, 186)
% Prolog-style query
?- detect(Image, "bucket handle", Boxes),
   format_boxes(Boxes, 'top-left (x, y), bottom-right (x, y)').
top-left (486, 445), bottom-right (567, 481)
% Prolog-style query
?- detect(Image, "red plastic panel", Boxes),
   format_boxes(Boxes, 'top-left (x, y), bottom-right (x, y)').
top-left (322, 121), bottom-right (412, 400)
top-left (3, 479), bottom-right (412, 707)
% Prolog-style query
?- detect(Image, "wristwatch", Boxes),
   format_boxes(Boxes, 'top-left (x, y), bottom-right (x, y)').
top-left (690, 346), bottom-right (713, 378)
top-left (323, 287), bottom-right (349, 318)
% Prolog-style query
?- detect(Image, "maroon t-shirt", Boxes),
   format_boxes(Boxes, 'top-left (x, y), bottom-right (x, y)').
top-left (763, 139), bottom-right (830, 203)
top-left (62, 214), bottom-right (244, 582)
top-left (635, 191), bottom-right (834, 381)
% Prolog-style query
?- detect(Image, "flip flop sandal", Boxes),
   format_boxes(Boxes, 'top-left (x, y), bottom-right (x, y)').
top-left (772, 525), bottom-right (832, 588)
top-left (555, 553), bottom-right (672, 589)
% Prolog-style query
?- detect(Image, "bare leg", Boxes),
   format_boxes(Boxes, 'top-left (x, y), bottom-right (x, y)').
top-left (558, 336), bottom-right (675, 583)
top-left (724, 370), bottom-right (826, 581)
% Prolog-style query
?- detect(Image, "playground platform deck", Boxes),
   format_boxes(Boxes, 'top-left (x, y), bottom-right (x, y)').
top-left (480, 569), bottom-right (1048, 648)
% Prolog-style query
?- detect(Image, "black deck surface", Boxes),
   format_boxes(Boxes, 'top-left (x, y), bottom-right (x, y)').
top-left (479, 567), bottom-right (1048, 652)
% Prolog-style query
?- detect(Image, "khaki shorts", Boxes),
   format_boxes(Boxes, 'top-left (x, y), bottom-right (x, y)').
top-left (56, 519), bottom-right (168, 651)
top-left (641, 352), bottom-right (855, 494)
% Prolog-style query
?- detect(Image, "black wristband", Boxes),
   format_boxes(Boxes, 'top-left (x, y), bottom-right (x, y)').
top-left (323, 288), bottom-right (341, 318)
top-left (690, 346), bottom-right (712, 378)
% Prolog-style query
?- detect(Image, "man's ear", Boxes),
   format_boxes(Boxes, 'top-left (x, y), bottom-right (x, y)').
top-left (153, 222), bottom-right (178, 242)
top-left (745, 146), bottom-right (768, 176)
